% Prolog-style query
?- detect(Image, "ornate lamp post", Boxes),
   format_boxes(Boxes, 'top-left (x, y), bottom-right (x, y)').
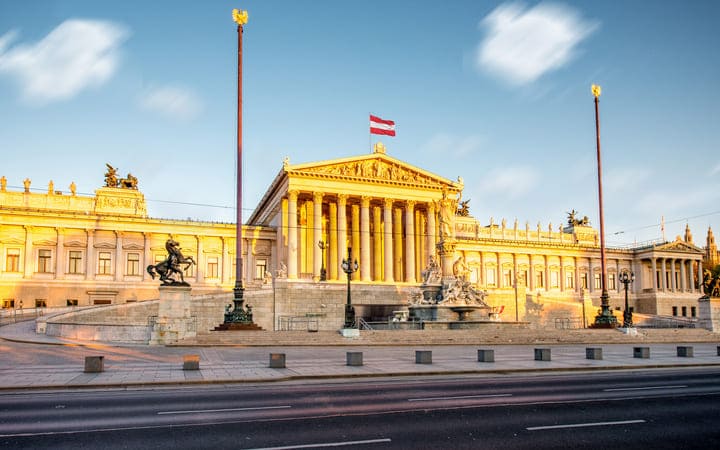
top-left (619, 269), bottom-right (635, 328)
top-left (341, 247), bottom-right (359, 328)
top-left (225, 8), bottom-right (253, 324)
top-left (591, 84), bottom-right (618, 328)
top-left (318, 240), bottom-right (327, 282)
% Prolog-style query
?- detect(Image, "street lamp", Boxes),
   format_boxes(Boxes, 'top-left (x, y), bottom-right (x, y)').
top-left (318, 240), bottom-right (327, 282)
top-left (341, 247), bottom-right (359, 328)
top-left (591, 83), bottom-right (618, 328)
top-left (619, 269), bottom-right (635, 328)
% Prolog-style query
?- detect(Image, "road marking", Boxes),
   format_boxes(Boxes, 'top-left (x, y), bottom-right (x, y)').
top-left (247, 438), bottom-right (392, 449)
top-left (603, 385), bottom-right (687, 392)
top-left (408, 393), bottom-right (512, 402)
top-left (157, 405), bottom-right (291, 415)
top-left (527, 419), bottom-right (646, 431)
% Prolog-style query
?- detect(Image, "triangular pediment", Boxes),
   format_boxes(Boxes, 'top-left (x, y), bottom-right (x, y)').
top-left (65, 240), bottom-right (87, 248)
top-left (94, 241), bottom-right (117, 249)
top-left (0, 237), bottom-right (25, 245)
top-left (33, 239), bottom-right (56, 246)
top-left (122, 243), bottom-right (145, 251)
top-left (654, 240), bottom-right (703, 253)
top-left (286, 153), bottom-right (460, 189)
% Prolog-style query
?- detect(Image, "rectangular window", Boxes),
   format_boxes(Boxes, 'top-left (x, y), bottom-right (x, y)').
top-left (38, 249), bottom-right (52, 273)
top-left (98, 252), bottom-right (112, 275)
top-left (35, 299), bottom-right (47, 308)
top-left (566, 271), bottom-right (575, 289)
top-left (681, 306), bottom-right (687, 317)
top-left (672, 306), bottom-right (678, 316)
top-left (67, 299), bottom-right (78, 307)
top-left (485, 268), bottom-right (496, 287)
top-left (255, 259), bottom-right (267, 280)
top-left (503, 269), bottom-right (512, 287)
top-left (520, 270), bottom-right (528, 286)
top-left (126, 253), bottom-right (140, 276)
top-left (691, 306), bottom-right (696, 317)
top-left (550, 271), bottom-right (559, 288)
top-left (594, 273), bottom-right (602, 290)
top-left (68, 250), bottom-right (83, 274)
top-left (2, 299), bottom-right (14, 309)
top-left (608, 273), bottom-right (616, 291)
top-left (5, 248), bottom-right (20, 272)
top-left (207, 257), bottom-right (219, 278)
top-left (581, 273), bottom-right (588, 289)
top-left (535, 271), bottom-right (544, 288)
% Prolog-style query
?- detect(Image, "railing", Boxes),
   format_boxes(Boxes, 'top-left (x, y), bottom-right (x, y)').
top-left (554, 317), bottom-right (585, 329)
top-left (356, 317), bottom-right (373, 331)
top-left (277, 316), bottom-right (319, 331)
top-left (633, 314), bottom-right (697, 329)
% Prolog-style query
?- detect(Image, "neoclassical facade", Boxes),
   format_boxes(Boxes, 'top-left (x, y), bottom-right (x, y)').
top-left (0, 148), bottom-right (710, 324)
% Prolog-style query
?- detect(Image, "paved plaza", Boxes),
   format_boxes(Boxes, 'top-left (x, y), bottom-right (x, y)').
top-left (2, 320), bottom-right (720, 390)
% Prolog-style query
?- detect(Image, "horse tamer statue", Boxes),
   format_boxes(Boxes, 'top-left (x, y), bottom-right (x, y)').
top-left (147, 239), bottom-right (196, 286)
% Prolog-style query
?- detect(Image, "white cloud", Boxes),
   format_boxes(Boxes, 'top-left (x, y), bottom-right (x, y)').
top-left (0, 20), bottom-right (128, 103)
top-left (477, 166), bottom-right (540, 198)
top-left (425, 133), bottom-right (484, 157)
top-left (476, 2), bottom-right (598, 85)
top-left (138, 85), bottom-right (203, 121)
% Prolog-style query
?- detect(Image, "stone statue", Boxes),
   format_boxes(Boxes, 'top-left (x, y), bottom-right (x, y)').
top-left (440, 278), bottom-right (489, 307)
top-left (457, 199), bottom-right (471, 217)
top-left (69, 181), bottom-right (76, 196)
top-left (439, 189), bottom-right (456, 240)
top-left (105, 164), bottom-right (118, 188)
top-left (48, 180), bottom-right (54, 195)
top-left (421, 256), bottom-right (441, 285)
top-left (276, 261), bottom-right (287, 278)
top-left (567, 209), bottom-right (590, 226)
top-left (0, 176), bottom-right (6, 192)
top-left (119, 173), bottom-right (138, 189)
top-left (146, 239), bottom-right (196, 285)
top-left (23, 178), bottom-right (31, 193)
top-left (452, 256), bottom-right (470, 281)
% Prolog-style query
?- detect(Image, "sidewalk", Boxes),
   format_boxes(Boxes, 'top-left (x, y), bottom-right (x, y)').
top-left (2, 321), bottom-right (720, 391)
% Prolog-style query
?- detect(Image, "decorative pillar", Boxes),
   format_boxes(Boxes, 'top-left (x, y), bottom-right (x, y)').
top-left (143, 232), bottom-right (152, 281)
top-left (313, 192), bottom-right (323, 282)
top-left (405, 200), bottom-right (416, 283)
top-left (651, 257), bottom-right (658, 292)
top-left (528, 254), bottom-right (535, 291)
top-left (426, 202), bottom-right (436, 262)
top-left (196, 235), bottom-right (205, 283)
top-left (114, 231), bottom-right (123, 281)
top-left (574, 256), bottom-right (580, 293)
top-left (544, 255), bottom-right (550, 291)
top-left (329, 201), bottom-right (338, 280)
top-left (588, 257), bottom-right (594, 293)
top-left (697, 259), bottom-right (703, 293)
top-left (351, 203), bottom-right (361, 281)
top-left (360, 196), bottom-right (371, 281)
top-left (497, 253), bottom-right (503, 289)
top-left (221, 237), bottom-right (229, 284)
top-left (287, 190), bottom-right (299, 279)
top-left (23, 226), bottom-right (33, 278)
top-left (373, 205), bottom-right (382, 281)
top-left (670, 259), bottom-right (677, 292)
top-left (393, 207), bottom-right (403, 281)
top-left (661, 258), bottom-right (667, 292)
top-left (335, 195), bottom-right (347, 281)
top-left (559, 256), bottom-right (565, 291)
top-left (55, 228), bottom-right (64, 279)
top-left (85, 229), bottom-right (95, 280)
top-left (383, 198), bottom-right (394, 282)
top-left (679, 259), bottom-right (686, 292)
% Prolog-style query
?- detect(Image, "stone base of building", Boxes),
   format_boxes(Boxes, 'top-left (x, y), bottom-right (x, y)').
top-left (148, 286), bottom-right (195, 345)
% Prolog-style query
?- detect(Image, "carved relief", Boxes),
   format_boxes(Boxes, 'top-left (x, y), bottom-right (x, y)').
top-left (299, 159), bottom-right (445, 187)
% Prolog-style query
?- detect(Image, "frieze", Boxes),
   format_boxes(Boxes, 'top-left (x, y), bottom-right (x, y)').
top-left (297, 159), bottom-right (444, 187)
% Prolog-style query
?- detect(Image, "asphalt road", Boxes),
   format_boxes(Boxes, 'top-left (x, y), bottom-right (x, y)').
top-left (2, 368), bottom-right (719, 449)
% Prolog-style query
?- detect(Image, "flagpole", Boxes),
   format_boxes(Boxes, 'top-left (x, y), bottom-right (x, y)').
top-left (368, 112), bottom-right (372, 153)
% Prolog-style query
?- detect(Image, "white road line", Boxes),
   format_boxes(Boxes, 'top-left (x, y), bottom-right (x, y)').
top-left (408, 393), bottom-right (512, 402)
top-left (247, 438), bottom-right (392, 449)
top-left (603, 385), bottom-right (688, 392)
top-left (527, 419), bottom-right (646, 431)
top-left (157, 405), bottom-right (291, 415)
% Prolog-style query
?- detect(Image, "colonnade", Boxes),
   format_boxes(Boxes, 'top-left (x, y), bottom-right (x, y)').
top-left (647, 256), bottom-right (701, 294)
top-left (283, 191), bottom-right (437, 282)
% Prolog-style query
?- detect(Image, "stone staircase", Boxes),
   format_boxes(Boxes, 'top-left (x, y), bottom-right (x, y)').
top-left (175, 326), bottom-right (719, 347)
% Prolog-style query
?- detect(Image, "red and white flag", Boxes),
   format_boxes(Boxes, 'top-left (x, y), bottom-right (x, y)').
top-left (370, 114), bottom-right (396, 136)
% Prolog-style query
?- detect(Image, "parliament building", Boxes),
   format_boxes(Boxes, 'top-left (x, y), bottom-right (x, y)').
top-left (0, 145), bottom-right (712, 330)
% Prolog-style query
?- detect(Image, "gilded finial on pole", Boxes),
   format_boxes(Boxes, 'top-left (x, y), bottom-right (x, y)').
top-left (232, 8), bottom-right (248, 26)
top-left (591, 84), bottom-right (602, 98)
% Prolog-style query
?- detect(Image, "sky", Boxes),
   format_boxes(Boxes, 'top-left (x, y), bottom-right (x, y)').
top-left (1, 0), bottom-right (718, 248)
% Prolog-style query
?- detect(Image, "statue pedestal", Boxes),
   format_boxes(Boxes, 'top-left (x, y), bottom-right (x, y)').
top-left (149, 286), bottom-right (195, 345)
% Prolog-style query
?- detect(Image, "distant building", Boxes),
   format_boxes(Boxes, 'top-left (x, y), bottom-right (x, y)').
top-left (0, 148), bottom-right (710, 327)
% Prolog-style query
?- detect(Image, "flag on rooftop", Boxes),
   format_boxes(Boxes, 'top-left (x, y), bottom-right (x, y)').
top-left (370, 114), bottom-right (396, 136)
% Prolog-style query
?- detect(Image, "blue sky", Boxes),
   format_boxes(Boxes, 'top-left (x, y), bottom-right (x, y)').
top-left (1, 0), bottom-right (718, 247)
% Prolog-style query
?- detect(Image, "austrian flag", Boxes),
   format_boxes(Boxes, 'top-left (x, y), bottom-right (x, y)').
top-left (370, 115), bottom-right (396, 136)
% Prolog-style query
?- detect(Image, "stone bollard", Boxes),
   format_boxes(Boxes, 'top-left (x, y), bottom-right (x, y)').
top-left (717, 346), bottom-right (720, 356)
top-left (534, 348), bottom-right (551, 361)
top-left (677, 346), bottom-right (694, 357)
top-left (346, 352), bottom-right (363, 366)
top-left (183, 354), bottom-right (200, 370)
top-left (84, 356), bottom-right (104, 373)
top-left (477, 349), bottom-right (495, 363)
top-left (633, 347), bottom-right (650, 359)
top-left (269, 353), bottom-right (286, 368)
top-left (586, 347), bottom-right (603, 360)
top-left (415, 350), bottom-right (432, 364)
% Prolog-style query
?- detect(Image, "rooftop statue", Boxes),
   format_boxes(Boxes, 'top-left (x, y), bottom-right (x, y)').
top-left (105, 164), bottom-right (139, 189)
top-left (567, 209), bottom-right (590, 226)
top-left (147, 239), bottom-right (196, 286)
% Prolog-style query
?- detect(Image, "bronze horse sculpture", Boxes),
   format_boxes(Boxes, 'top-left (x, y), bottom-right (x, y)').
top-left (147, 239), bottom-right (196, 285)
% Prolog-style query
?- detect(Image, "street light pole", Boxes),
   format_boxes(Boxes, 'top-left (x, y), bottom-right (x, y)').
top-left (341, 247), bottom-right (359, 328)
top-left (591, 84), bottom-right (618, 328)
top-left (620, 269), bottom-right (635, 328)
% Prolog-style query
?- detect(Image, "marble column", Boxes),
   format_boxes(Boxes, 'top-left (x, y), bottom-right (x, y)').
top-left (528, 254), bottom-right (535, 291)
top-left (85, 229), bottom-right (95, 280)
top-left (679, 259), bottom-right (686, 292)
top-left (196, 235), bottom-right (204, 283)
top-left (670, 259), bottom-right (677, 292)
top-left (588, 257), bottom-right (594, 293)
top-left (287, 190), bottom-right (299, 279)
top-left (114, 231), bottom-right (123, 281)
top-left (329, 201), bottom-right (338, 280)
top-left (383, 198), bottom-right (394, 282)
top-left (574, 257), bottom-right (580, 293)
top-left (405, 200), bottom-right (416, 283)
top-left (221, 237), bottom-right (229, 284)
top-left (55, 228), bottom-right (64, 279)
top-left (661, 258), bottom-right (667, 292)
top-left (23, 226), bottom-right (33, 278)
top-left (143, 232), bottom-right (152, 281)
top-left (651, 257), bottom-right (658, 292)
top-left (360, 196), bottom-right (371, 281)
top-left (336, 195), bottom-right (348, 281)
top-left (544, 255), bottom-right (549, 291)
top-left (559, 256), bottom-right (565, 291)
top-left (313, 192), bottom-right (323, 281)
top-left (393, 207), bottom-right (403, 281)
top-left (426, 203), bottom-right (436, 262)
top-left (497, 253), bottom-right (503, 288)
top-left (373, 205), bottom-right (382, 281)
